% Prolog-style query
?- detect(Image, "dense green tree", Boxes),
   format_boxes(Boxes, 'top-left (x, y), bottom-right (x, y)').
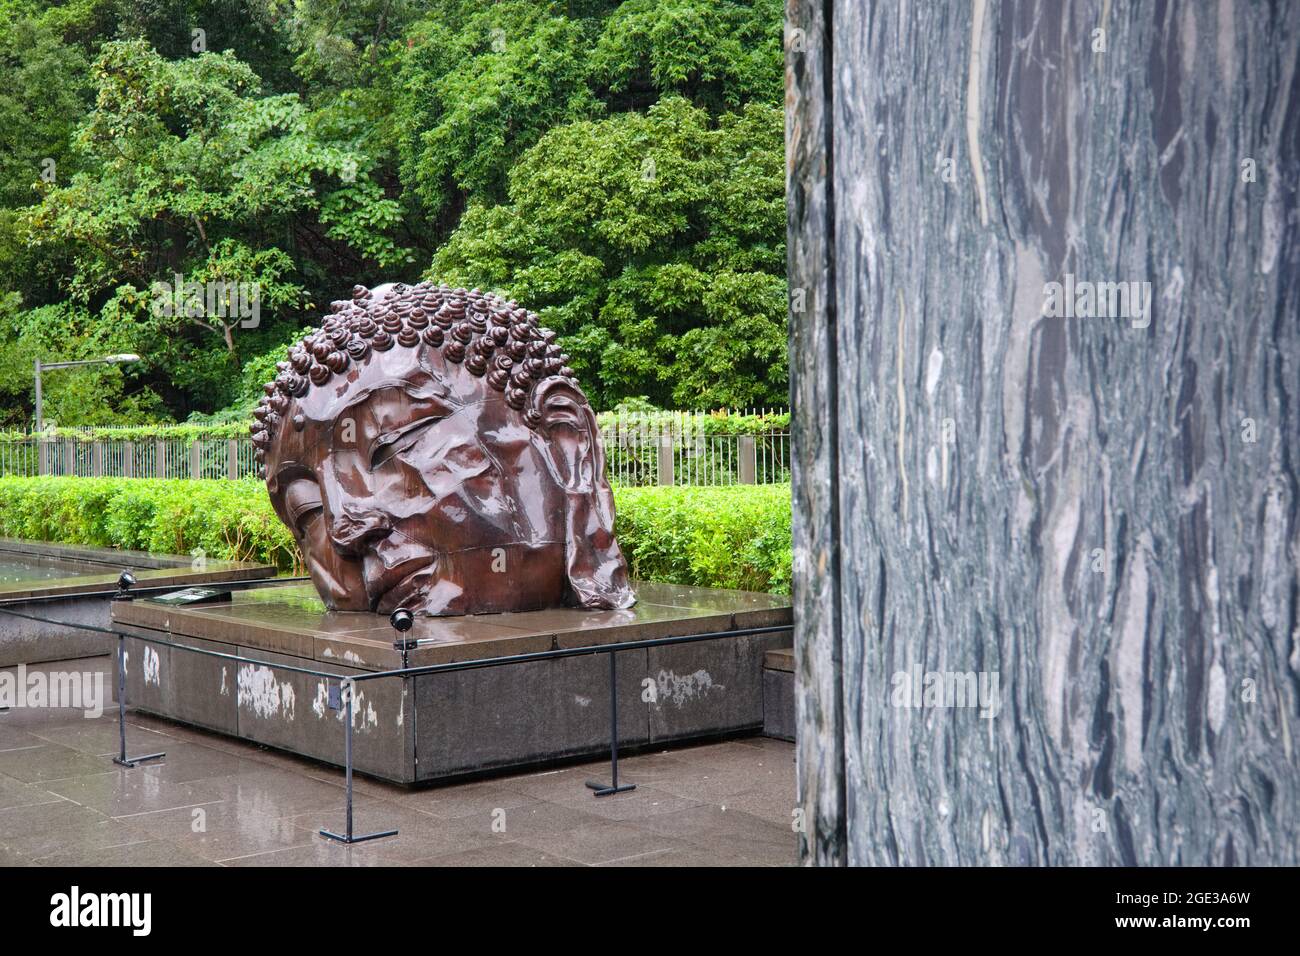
top-left (19, 38), bottom-right (405, 413)
top-left (0, 296), bottom-right (171, 427)
top-left (267, 0), bottom-right (417, 86)
top-left (590, 0), bottom-right (783, 111)
top-left (431, 97), bottom-right (786, 409)
top-left (0, 0), bottom-right (787, 423)
top-left (0, 10), bottom-right (96, 307)
top-left (0, 19), bottom-right (91, 209)
top-left (395, 2), bottom-right (605, 233)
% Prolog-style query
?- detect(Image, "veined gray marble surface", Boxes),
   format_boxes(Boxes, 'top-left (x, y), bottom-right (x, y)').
top-left (788, 0), bottom-right (1299, 865)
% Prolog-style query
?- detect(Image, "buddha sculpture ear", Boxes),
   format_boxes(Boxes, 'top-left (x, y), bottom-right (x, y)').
top-left (530, 378), bottom-right (636, 609)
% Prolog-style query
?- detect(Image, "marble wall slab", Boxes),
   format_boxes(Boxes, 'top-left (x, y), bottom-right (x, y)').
top-left (789, 0), bottom-right (1300, 865)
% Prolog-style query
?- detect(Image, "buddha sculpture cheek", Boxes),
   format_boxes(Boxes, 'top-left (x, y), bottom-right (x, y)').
top-left (253, 283), bottom-right (635, 617)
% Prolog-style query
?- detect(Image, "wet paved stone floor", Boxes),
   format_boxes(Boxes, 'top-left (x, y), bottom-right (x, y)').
top-left (0, 657), bottom-right (796, 866)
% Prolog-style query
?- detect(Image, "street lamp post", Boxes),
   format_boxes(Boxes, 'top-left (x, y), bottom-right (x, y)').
top-left (33, 358), bottom-right (41, 434)
top-left (33, 354), bottom-right (141, 474)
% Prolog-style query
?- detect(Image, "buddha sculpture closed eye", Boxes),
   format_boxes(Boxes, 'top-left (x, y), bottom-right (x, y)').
top-left (250, 282), bottom-right (635, 617)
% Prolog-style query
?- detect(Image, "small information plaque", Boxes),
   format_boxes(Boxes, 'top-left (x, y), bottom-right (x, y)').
top-left (148, 587), bottom-right (231, 606)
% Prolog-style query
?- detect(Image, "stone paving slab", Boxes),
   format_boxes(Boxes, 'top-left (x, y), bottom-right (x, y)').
top-left (0, 656), bottom-right (796, 866)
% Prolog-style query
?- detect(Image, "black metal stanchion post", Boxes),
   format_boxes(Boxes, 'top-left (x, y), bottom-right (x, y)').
top-left (586, 649), bottom-right (636, 797)
top-left (320, 677), bottom-right (397, 844)
top-left (111, 632), bottom-right (166, 768)
top-left (110, 572), bottom-right (164, 768)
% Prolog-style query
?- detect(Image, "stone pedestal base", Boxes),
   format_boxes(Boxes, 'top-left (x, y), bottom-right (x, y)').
top-left (110, 581), bottom-right (793, 784)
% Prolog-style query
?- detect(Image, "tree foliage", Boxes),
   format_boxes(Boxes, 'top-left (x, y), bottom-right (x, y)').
top-left (0, 0), bottom-right (785, 425)
top-left (432, 97), bottom-right (786, 408)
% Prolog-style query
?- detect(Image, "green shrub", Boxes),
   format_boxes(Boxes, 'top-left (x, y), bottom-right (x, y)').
top-left (612, 484), bottom-right (792, 594)
top-left (0, 477), bottom-right (299, 571)
top-left (0, 477), bottom-right (792, 594)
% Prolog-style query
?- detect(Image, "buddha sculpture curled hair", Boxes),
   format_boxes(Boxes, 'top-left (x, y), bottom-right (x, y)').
top-left (251, 282), bottom-right (636, 617)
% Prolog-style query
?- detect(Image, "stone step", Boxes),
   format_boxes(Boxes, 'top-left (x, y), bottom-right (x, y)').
top-left (762, 645), bottom-right (794, 741)
top-left (764, 647), bottom-right (794, 672)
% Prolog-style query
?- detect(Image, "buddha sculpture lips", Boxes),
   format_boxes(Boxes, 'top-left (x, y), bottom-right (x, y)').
top-left (371, 563), bottom-right (435, 616)
top-left (362, 536), bottom-right (435, 612)
top-left (251, 282), bottom-right (636, 617)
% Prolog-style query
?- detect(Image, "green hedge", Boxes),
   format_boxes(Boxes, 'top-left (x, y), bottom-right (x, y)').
top-left (613, 484), bottom-right (792, 594)
top-left (596, 409), bottom-right (791, 435)
top-left (0, 477), bottom-right (792, 594)
top-left (0, 477), bottom-right (300, 571)
top-left (0, 423), bottom-right (251, 443)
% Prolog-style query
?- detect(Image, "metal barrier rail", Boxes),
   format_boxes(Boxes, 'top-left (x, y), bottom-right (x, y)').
top-left (0, 574), bottom-right (793, 845)
top-left (0, 575), bottom-right (309, 607)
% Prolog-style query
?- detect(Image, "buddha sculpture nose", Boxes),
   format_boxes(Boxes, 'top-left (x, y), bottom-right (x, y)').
top-left (328, 500), bottom-right (393, 555)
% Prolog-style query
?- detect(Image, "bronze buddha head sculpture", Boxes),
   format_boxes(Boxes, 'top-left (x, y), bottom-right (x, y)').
top-left (250, 282), bottom-right (635, 617)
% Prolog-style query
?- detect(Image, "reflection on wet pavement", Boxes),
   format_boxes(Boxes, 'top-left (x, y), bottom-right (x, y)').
top-left (0, 657), bottom-right (796, 866)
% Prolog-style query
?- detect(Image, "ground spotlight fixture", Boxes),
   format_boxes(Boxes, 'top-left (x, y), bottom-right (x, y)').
top-left (115, 570), bottom-right (137, 601)
top-left (390, 607), bottom-right (417, 667)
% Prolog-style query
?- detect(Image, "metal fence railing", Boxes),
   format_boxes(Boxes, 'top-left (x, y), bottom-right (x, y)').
top-left (0, 410), bottom-right (792, 486)
top-left (0, 440), bottom-right (263, 481)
